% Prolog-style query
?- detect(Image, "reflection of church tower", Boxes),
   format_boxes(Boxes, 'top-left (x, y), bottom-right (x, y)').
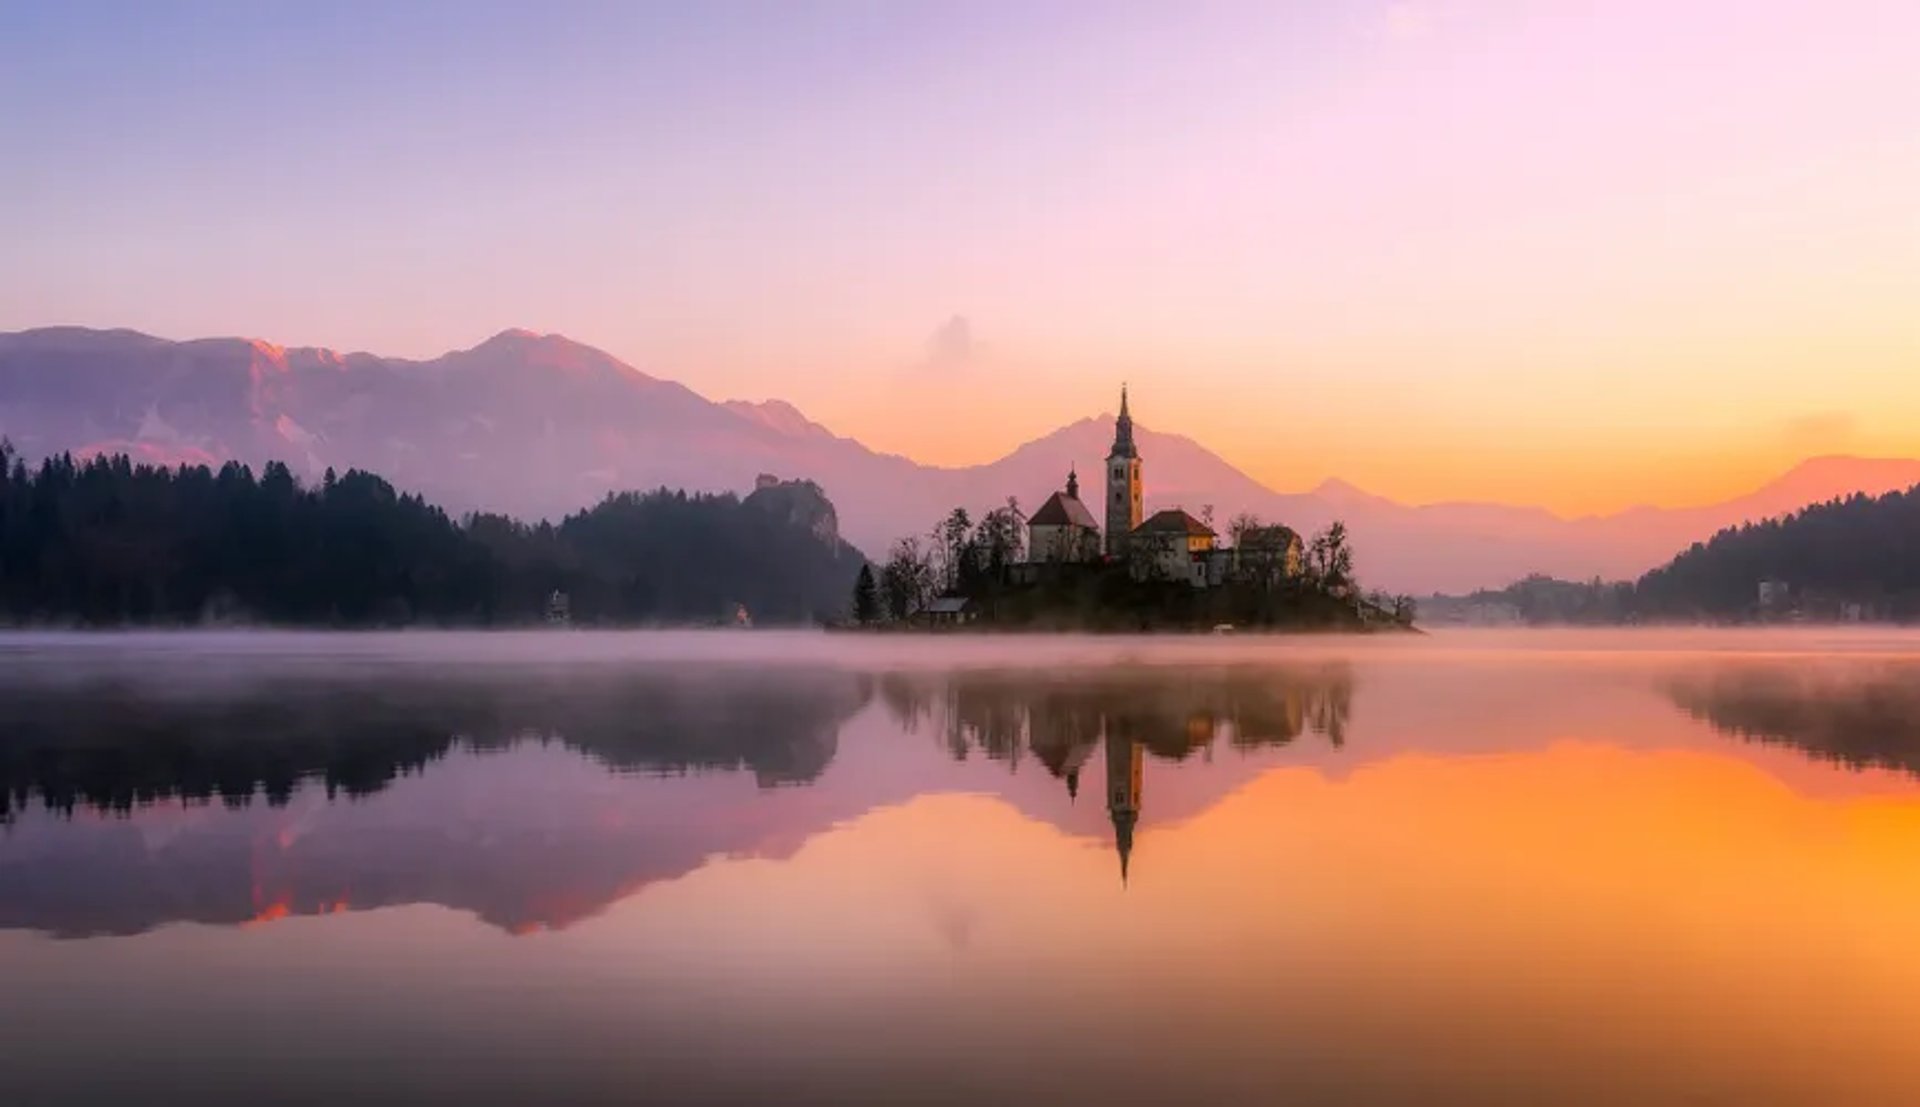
top-left (1106, 386), bottom-right (1144, 557)
top-left (1105, 731), bottom-right (1142, 885)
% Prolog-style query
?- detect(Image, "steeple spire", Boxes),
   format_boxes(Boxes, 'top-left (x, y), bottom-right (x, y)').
top-left (1114, 810), bottom-right (1135, 886)
top-left (1066, 465), bottom-right (1080, 499)
top-left (1109, 384), bottom-right (1137, 459)
top-left (1105, 731), bottom-right (1142, 889)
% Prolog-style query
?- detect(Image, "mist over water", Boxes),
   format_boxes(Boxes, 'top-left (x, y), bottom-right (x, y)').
top-left (5, 629), bottom-right (1920, 1106)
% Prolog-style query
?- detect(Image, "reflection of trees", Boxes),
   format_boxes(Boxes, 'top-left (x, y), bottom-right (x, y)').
top-left (1667, 666), bottom-right (1920, 777)
top-left (0, 668), bottom-right (871, 822)
top-left (876, 664), bottom-right (1356, 779)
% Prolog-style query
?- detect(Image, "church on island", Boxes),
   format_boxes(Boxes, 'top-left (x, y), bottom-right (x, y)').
top-left (1018, 387), bottom-right (1303, 588)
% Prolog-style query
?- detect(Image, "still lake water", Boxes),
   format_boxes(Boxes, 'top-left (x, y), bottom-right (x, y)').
top-left (5, 629), bottom-right (1920, 1105)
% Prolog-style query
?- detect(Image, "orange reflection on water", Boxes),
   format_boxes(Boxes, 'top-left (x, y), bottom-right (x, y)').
top-left (586, 740), bottom-right (1920, 1104)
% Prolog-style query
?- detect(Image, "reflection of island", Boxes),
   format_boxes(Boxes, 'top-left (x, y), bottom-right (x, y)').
top-left (1667, 665), bottom-right (1920, 778)
top-left (878, 666), bottom-right (1354, 881)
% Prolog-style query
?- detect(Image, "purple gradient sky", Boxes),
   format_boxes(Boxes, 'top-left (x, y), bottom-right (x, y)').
top-left (3, 1), bottom-right (1917, 510)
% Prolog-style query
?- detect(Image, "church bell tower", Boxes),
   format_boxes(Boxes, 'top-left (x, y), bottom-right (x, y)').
top-left (1105, 386), bottom-right (1143, 556)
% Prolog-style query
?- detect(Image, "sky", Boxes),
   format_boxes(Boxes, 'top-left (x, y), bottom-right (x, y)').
top-left (3, 1), bottom-right (1918, 514)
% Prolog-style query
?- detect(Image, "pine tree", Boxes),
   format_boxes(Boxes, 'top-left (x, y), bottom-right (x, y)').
top-left (851, 564), bottom-right (880, 625)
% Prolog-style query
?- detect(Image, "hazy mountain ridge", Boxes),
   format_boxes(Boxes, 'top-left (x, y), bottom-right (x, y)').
top-left (3, 325), bottom-right (1913, 593)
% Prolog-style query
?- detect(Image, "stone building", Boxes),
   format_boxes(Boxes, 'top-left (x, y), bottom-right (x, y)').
top-left (1235, 524), bottom-right (1303, 582)
top-left (1130, 508), bottom-right (1218, 586)
top-left (1027, 468), bottom-right (1101, 563)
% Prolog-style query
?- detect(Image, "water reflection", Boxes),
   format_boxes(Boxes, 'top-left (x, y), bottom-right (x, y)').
top-left (10, 635), bottom-right (1920, 1105)
top-left (0, 667), bottom-right (870, 822)
top-left (0, 660), bottom-right (1356, 937)
top-left (877, 666), bottom-right (1353, 880)
top-left (1667, 662), bottom-right (1920, 777)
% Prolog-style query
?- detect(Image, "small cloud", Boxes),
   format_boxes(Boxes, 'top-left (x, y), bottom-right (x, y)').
top-left (922, 314), bottom-right (982, 371)
top-left (1779, 411), bottom-right (1858, 453)
top-left (1377, 2), bottom-right (1434, 41)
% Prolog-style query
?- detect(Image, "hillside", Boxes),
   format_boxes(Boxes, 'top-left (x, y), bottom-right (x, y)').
top-left (1636, 486), bottom-right (1920, 619)
top-left (4, 326), bottom-right (1915, 593)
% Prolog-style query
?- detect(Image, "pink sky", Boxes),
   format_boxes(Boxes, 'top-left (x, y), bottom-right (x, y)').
top-left (3, 2), bottom-right (1917, 512)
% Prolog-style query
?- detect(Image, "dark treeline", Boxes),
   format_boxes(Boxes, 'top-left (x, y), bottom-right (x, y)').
top-left (0, 440), bottom-right (864, 625)
top-left (1437, 485), bottom-right (1920, 624)
top-left (1638, 487), bottom-right (1920, 619)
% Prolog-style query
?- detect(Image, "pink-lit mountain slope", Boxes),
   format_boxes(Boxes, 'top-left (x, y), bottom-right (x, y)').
top-left (3, 326), bottom-right (1913, 593)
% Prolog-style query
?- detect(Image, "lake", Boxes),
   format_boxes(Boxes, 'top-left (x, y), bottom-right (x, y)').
top-left (4, 629), bottom-right (1920, 1106)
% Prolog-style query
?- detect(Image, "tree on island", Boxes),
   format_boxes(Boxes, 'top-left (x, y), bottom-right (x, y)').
top-left (931, 507), bottom-right (974, 593)
top-left (1228, 512), bottom-right (1263, 548)
top-left (880, 537), bottom-right (936, 620)
top-left (973, 501), bottom-right (1025, 574)
top-left (1305, 521), bottom-right (1354, 594)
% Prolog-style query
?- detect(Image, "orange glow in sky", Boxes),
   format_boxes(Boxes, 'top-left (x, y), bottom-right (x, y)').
top-left (5, 3), bottom-right (1919, 512)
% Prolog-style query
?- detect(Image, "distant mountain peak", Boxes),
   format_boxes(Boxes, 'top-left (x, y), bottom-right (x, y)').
top-left (1310, 477), bottom-right (1384, 504)
top-left (722, 399), bottom-right (837, 440)
top-left (479, 327), bottom-right (548, 346)
top-left (448, 328), bottom-right (658, 385)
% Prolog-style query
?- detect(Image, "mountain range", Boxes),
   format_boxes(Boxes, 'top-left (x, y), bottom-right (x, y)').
top-left (4, 325), bottom-right (1915, 594)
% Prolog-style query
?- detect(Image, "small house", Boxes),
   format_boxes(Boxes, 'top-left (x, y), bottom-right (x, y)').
top-left (922, 596), bottom-right (976, 626)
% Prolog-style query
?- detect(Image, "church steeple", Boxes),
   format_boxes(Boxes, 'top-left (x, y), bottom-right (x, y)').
top-left (1066, 466), bottom-right (1080, 500)
top-left (1105, 385), bottom-right (1144, 556)
top-left (1110, 385), bottom-right (1137, 459)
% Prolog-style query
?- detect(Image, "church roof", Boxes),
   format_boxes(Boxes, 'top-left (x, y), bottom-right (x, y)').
top-left (1030, 490), bottom-right (1099, 529)
top-left (1134, 508), bottom-right (1215, 537)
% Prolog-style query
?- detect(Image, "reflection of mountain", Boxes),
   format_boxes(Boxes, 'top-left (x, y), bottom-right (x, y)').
top-left (1667, 665), bottom-right (1920, 777)
top-left (0, 667), bottom-right (870, 823)
top-left (0, 661), bottom-right (1363, 937)
top-left (27, 651), bottom-right (1905, 939)
top-left (0, 668), bottom-right (872, 939)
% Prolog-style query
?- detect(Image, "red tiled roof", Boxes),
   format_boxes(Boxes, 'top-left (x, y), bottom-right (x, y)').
top-left (1134, 509), bottom-right (1214, 536)
top-left (1030, 491), bottom-right (1099, 529)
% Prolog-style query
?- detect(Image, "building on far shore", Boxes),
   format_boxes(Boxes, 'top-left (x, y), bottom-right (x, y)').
top-left (921, 596), bottom-right (975, 626)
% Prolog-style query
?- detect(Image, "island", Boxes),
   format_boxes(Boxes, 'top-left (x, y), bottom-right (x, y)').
top-left (847, 389), bottom-right (1415, 633)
